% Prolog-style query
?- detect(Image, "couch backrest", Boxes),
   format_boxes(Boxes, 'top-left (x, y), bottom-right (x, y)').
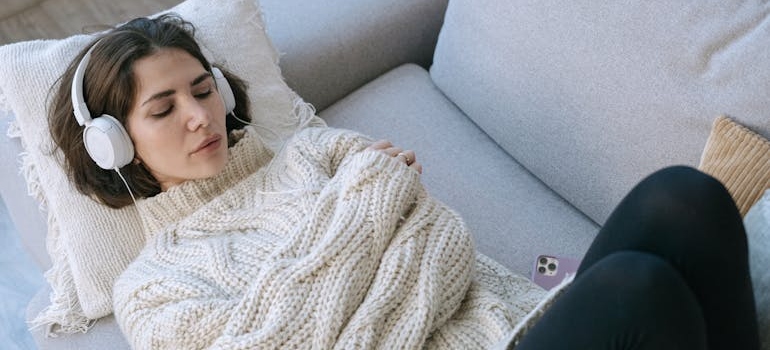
top-left (431, 0), bottom-right (770, 224)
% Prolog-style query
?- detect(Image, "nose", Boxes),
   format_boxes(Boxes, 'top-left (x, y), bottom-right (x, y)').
top-left (184, 98), bottom-right (211, 131)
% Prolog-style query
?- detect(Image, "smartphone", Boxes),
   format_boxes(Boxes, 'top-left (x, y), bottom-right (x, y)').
top-left (531, 254), bottom-right (581, 290)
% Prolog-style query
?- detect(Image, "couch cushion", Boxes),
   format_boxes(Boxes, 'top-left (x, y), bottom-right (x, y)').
top-left (431, 0), bottom-right (770, 224)
top-left (321, 63), bottom-right (599, 276)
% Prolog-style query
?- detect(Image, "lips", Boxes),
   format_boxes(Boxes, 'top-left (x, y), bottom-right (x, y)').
top-left (191, 134), bottom-right (222, 155)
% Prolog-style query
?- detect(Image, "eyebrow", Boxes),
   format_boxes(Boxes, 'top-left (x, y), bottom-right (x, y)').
top-left (140, 72), bottom-right (213, 107)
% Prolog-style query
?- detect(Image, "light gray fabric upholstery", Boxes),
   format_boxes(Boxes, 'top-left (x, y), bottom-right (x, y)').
top-left (27, 286), bottom-right (129, 350)
top-left (321, 64), bottom-right (599, 276)
top-left (0, 110), bottom-right (49, 270)
top-left (431, 0), bottom-right (770, 224)
top-left (260, 0), bottom-right (448, 111)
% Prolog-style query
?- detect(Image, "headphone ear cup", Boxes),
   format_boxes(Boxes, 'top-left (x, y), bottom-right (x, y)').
top-left (83, 114), bottom-right (135, 170)
top-left (212, 67), bottom-right (236, 114)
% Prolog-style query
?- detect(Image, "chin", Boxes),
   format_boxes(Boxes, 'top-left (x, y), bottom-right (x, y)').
top-left (187, 148), bottom-right (228, 180)
top-left (191, 168), bottom-right (226, 182)
top-left (203, 153), bottom-right (229, 178)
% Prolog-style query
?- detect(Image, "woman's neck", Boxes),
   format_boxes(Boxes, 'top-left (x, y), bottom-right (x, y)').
top-left (136, 127), bottom-right (271, 238)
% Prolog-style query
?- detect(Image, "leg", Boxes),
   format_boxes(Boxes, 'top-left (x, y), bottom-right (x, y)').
top-left (515, 251), bottom-right (707, 350)
top-left (578, 166), bottom-right (758, 349)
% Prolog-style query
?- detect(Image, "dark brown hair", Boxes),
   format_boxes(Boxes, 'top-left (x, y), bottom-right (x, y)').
top-left (48, 14), bottom-right (251, 208)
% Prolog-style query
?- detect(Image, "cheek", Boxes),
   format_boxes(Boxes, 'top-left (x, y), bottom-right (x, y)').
top-left (210, 96), bottom-right (228, 126)
top-left (127, 119), bottom-right (175, 160)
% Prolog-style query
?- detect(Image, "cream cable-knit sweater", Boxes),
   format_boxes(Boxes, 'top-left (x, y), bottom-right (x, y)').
top-left (113, 126), bottom-right (553, 349)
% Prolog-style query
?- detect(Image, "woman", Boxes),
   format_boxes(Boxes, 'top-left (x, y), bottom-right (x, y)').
top-left (49, 15), bottom-right (759, 350)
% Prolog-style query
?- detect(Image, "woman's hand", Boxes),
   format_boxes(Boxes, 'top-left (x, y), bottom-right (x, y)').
top-left (367, 139), bottom-right (423, 174)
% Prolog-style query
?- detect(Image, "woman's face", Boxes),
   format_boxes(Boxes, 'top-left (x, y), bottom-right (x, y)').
top-left (126, 48), bottom-right (228, 191)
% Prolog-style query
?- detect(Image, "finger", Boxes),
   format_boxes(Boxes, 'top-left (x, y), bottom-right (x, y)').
top-left (401, 150), bottom-right (416, 165)
top-left (394, 150), bottom-right (416, 165)
top-left (384, 147), bottom-right (404, 157)
top-left (367, 139), bottom-right (392, 150)
top-left (410, 162), bottom-right (423, 174)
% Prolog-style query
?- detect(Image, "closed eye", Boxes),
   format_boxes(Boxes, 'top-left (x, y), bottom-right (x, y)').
top-left (151, 106), bottom-right (173, 118)
top-left (195, 90), bottom-right (213, 99)
top-left (150, 89), bottom-right (212, 118)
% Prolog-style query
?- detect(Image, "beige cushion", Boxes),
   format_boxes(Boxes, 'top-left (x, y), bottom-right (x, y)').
top-left (745, 190), bottom-right (770, 350)
top-left (698, 116), bottom-right (770, 216)
top-left (0, 0), bottom-right (323, 333)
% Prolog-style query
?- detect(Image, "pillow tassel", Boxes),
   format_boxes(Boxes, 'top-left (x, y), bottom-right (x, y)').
top-left (28, 213), bottom-right (96, 336)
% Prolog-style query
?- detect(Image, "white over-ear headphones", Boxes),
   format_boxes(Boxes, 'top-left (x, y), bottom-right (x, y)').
top-left (71, 40), bottom-right (236, 170)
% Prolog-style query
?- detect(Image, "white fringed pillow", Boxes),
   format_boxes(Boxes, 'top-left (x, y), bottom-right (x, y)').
top-left (746, 190), bottom-right (770, 350)
top-left (0, 0), bottom-right (323, 333)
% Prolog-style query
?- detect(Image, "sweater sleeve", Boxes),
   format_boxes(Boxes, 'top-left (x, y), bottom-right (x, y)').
top-left (274, 126), bottom-right (376, 180)
top-left (209, 146), bottom-right (425, 349)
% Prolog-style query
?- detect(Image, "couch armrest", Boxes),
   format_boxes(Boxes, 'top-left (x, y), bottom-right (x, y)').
top-left (260, 0), bottom-right (448, 111)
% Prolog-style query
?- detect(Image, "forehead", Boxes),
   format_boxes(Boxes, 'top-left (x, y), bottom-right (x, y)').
top-left (132, 48), bottom-right (208, 91)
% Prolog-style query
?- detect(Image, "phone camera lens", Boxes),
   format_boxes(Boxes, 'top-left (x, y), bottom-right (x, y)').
top-left (538, 266), bottom-right (546, 274)
top-left (539, 257), bottom-right (548, 264)
top-left (548, 263), bottom-right (557, 271)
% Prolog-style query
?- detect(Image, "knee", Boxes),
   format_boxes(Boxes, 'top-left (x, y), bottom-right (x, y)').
top-left (631, 166), bottom-right (743, 233)
top-left (639, 166), bottom-right (733, 210)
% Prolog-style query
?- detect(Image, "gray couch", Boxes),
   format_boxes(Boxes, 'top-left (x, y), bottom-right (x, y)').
top-left (3, 0), bottom-right (770, 348)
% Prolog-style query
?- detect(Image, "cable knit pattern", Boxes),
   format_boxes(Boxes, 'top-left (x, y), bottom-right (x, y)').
top-left (114, 126), bottom-right (549, 349)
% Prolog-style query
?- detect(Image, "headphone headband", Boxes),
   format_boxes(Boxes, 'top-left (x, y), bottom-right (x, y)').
top-left (71, 40), bottom-right (101, 126)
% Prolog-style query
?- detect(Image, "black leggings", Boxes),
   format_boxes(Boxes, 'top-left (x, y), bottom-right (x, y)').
top-left (513, 166), bottom-right (759, 350)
